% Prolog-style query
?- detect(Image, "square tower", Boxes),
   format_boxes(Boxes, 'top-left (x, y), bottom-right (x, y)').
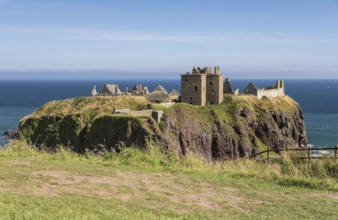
top-left (181, 73), bottom-right (206, 106)
top-left (206, 68), bottom-right (223, 105)
top-left (181, 66), bottom-right (224, 106)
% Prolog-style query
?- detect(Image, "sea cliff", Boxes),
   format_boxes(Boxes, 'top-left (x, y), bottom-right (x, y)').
top-left (18, 95), bottom-right (307, 160)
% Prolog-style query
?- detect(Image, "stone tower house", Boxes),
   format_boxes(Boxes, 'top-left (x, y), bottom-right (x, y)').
top-left (181, 66), bottom-right (224, 106)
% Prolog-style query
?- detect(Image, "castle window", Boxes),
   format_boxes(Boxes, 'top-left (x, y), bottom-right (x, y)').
top-left (185, 78), bottom-right (188, 82)
top-left (195, 86), bottom-right (198, 91)
top-left (210, 82), bottom-right (213, 86)
top-left (190, 97), bottom-right (193, 100)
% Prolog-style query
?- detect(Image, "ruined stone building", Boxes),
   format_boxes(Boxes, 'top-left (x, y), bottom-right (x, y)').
top-left (91, 85), bottom-right (98, 97)
top-left (91, 83), bottom-right (178, 105)
top-left (181, 66), bottom-right (223, 106)
top-left (224, 78), bottom-right (239, 95)
top-left (101, 84), bottom-right (122, 96)
top-left (131, 83), bottom-right (149, 95)
top-left (153, 85), bottom-right (168, 94)
top-left (169, 89), bottom-right (180, 97)
top-left (244, 80), bottom-right (285, 99)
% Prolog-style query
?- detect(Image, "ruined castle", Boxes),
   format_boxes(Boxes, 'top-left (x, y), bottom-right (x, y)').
top-left (181, 66), bottom-right (285, 106)
top-left (91, 82), bottom-right (180, 104)
top-left (181, 66), bottom-right (223, 106)
top-left (91, 66), bottom-right (285, 106)
top-left (244, 80), bottom-right (285, 99)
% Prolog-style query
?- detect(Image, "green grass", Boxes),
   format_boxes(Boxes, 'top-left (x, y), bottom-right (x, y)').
top-left (30, 96), bottom-right (150, 118)
top-left (0, 141), bottom-right (337, 219)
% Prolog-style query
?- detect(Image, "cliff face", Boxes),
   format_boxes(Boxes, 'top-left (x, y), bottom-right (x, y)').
top-left (18, 95), bottom-right (307, 160)
top-left (160, 96), bottom-right (307, 160)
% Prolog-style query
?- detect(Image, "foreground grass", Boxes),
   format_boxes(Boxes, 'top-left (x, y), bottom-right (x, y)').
top-left (0, 141), bottom-right (337, 219)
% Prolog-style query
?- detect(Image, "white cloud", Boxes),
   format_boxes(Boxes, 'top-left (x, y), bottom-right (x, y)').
top-left (0, 25), bottom-right (335, 44)
top-left (10, 0), bottom-right (99, 9)
top-left (0, 26), bottom-right (209, 43)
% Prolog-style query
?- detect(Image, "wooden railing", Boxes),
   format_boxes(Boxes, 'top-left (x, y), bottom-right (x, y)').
top-left (250, 145), bottom-right (338, 160)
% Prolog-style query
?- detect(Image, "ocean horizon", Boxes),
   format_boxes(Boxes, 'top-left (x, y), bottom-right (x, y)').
top-left (1, 78), bottom-right (338, 148)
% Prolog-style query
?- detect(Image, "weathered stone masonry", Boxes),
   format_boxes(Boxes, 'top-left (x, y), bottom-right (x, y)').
top-left (244, 80), bottom-right (285, 99)
top-left (181, 66), bottom-right (223, 106)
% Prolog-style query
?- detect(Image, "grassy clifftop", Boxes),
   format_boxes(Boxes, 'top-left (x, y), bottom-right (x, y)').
top-left (23, 95), bottom-right (299, 121)
top-left (18, 95), bottom-right (306, 159)
top-left (162, 95), bottom-right (300, 128)
top-left (19, 96), bottom-right (152, 151)
top-left (30, 96), bottom-right (150, 118)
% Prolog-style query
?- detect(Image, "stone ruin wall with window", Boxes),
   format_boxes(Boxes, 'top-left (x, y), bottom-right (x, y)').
top-left (181, 66), bottom-right (223, 106)
top-left (244, 80), bottom-right (285, 99)
top-left (206, 69), bottom-right (223, 105)
top-left (181, 73), bottom-right (206, 106)
top-left (182, 66), bottom-right (286, 106)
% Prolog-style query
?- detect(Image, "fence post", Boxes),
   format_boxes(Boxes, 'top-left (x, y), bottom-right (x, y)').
top-left (308, 145), bottom-right (311, 160)
top-left (335, 145), bottom-right (338, 160)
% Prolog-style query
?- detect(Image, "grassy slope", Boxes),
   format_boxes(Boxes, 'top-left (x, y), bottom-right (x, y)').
top-left (18, 96), bottom-right (153, 149)
top-left (0, 141), bottom-right (337, 220)
top-left (23, 95), bottom-right (298, 120)
top-left (19, 95), bottom-right (300, 141)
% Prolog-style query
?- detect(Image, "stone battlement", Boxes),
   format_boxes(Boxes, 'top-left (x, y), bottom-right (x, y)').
top-left (190, 66), bottom-right (220, 75)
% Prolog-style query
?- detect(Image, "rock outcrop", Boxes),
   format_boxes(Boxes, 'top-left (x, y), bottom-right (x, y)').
top-left (3, 131), bottom-right (19, 140)
top-left (18, 95), bottom-right (307, 160)
top-left (160, 96), bottom-right (307, 160)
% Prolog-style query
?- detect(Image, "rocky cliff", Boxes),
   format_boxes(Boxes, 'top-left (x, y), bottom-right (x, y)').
top-left (18, 95), bottom-right (307, 160)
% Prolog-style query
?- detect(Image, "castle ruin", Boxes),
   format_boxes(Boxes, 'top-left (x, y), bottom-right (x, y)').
top-left (244, 80), bottom-right (285, 99)
top-left (181, 66), bottom-right (223, 106)
top-left (101, 84), bottom-right (122, 96)
top-left (224, 78), bottom-right (239, 96)
top-left (91, 66), bottom-right (286, 106)
top-left (181, 66), bottom-right (285, 105)
top-left (91, 82), bottom-right (180, 104)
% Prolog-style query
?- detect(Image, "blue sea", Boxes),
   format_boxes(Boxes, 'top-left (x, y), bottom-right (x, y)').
top-left (1, 79), bottom-right (338, 147)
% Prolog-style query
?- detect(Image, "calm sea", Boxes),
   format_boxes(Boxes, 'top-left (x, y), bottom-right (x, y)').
top-left (1, 79), bottom-right (338, 147)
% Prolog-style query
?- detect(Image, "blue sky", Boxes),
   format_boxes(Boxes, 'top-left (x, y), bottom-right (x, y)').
top-left (0, 0), bottom-right (338, 79)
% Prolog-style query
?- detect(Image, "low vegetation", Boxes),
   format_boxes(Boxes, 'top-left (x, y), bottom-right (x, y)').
top-left (31, 96), bottom-right (150, 118)
top-left (0, 140), bottom-right (337, 219)
top-left (23, 95), bottom-right (298, 123)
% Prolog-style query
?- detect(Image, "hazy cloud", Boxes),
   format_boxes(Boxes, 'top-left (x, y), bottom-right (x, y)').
top-left (0, 26), bottom-right (209, 43)
top-left (0, 25), bottom-right (334, 44)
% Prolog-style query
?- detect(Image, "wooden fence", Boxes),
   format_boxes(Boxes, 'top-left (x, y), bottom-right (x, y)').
top-left (250, 145), bottom-right (338, 160)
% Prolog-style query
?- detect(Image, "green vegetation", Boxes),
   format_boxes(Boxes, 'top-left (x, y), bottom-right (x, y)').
top-left (18, 94), bottom-right (305, 163)
top-left (19, 96), bottom-right (154, 150)
top-left (0, 140), bottom-right (337, 219)
top-left (31, 96), bottom-right (150, 118)
top-left (165, 95), bottom-right (299, 129)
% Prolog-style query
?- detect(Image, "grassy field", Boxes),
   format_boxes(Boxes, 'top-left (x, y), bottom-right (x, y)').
top-left (0, 141), bottom-right (337, 219)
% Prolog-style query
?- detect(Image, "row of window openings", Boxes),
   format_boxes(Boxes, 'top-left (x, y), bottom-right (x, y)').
top-left (184, 78), bottom-right (214, 86)
top-left (193, 86), bottom-right (215, 95)
top-left (194, 87), bottom-right (215, 91)
top-left (190, 88), bottom-right (216, 100)
top-left (185, 78), bottom-right (212, 86)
